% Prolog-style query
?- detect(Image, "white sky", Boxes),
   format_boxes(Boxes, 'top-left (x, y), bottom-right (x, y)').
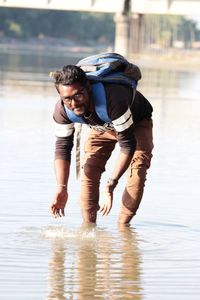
top-left (188, 16), bottom-right (200, 29)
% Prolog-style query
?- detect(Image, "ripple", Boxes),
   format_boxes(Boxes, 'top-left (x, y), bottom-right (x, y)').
top-left (40, 225), bottom-right (98, 240)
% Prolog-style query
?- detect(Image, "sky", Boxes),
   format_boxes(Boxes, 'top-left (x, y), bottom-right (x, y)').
top-left (188, 16), bottom-right (200, 29)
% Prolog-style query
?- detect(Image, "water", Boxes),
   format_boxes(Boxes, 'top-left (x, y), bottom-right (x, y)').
top-left (0, 50), bottom-right (200, 299)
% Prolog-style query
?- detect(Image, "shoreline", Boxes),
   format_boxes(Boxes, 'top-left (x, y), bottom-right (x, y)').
top-left (1, 39), bottom-right (200, 72)
top-left (131, 51), bottom-right (200, 72)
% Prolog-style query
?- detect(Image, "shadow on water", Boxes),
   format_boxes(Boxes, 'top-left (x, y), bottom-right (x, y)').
top-left (41, 224), bottom-right (143, 300)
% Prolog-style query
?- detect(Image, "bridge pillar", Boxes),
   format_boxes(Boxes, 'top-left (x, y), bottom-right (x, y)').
top-left (114, 12), bottom-right (130, 58)
top-left (129, 13), bottom-right (144, 54)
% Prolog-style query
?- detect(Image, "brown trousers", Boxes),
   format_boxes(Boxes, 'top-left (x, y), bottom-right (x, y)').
top-left (80, 118), bottom-right (153, 223)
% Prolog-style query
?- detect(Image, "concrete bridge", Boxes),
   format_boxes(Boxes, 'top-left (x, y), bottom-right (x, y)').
top-left (1, 0), bottom-right (200, 56)
top-left (1, 0), bottom-right (200, 15)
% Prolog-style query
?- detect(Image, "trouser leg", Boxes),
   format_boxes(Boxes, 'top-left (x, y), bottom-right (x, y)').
top-left (80, 129), bottom-right (117, 223)
top-left (119, 118), bottom-right (154, 224)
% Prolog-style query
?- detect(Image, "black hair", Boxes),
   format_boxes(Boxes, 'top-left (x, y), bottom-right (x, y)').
top-left (51, 65), bottom-right (88, 91)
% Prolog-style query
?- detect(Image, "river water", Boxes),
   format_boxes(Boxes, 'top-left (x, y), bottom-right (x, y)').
top-left (0, 50), bottom-right (200, 300)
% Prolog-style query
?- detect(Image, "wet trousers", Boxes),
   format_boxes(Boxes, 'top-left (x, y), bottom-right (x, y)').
top-left (80, 118), bottom-right (153, 223)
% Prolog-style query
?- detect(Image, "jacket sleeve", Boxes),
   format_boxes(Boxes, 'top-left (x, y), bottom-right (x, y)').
top-left (53, 100), bottom-right (75, 161)
top-left (105, 84), bottom-right (136, 155)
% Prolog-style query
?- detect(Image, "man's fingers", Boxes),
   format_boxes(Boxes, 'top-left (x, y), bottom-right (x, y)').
top-left (51, 205), bottom-right (65, 218)
top-left (104, 206), bottom-right (111, 216)
top-left (51, 206), bottom-right (57, 215)
top-left (99, 206), bottom-right (104, 213)
top-left (57, 209), bottom-right (61, 217)
top-left (99, 191), bottom-right (113, 216)
top-left (99, 205), bottom-right (107, 215)
top-left (99, 206), bottom-right (105, 215)
top-left (99, 204), bottom-right (111, 216)
top-left (102, 208), bottom-right (107, 216)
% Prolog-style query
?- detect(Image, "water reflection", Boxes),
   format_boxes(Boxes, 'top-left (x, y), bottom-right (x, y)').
top-left (45, 226), bottom-right (142, 300)
top-left (0, 51), bottom-right (85, 76)
top-left (47, 240), bottom-right (66, 300)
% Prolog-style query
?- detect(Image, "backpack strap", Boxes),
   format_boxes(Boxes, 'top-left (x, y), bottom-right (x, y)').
top-left (64, 107), bottom-right (87, 124)
top-left (91, 82), bottom-right (111, 123)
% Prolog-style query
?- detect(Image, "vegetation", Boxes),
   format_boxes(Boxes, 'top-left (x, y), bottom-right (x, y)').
top-left (0, 8), bottom-right (115, 44)
top-left (143, 15), bottom-right (200, 49)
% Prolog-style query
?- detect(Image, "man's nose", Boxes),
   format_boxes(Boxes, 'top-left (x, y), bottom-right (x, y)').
top-left (71, 98), bottom-right (79, 107)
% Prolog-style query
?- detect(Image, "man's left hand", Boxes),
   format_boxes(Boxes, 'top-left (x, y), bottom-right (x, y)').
top-left (99, 186), bottom-right (113, 216)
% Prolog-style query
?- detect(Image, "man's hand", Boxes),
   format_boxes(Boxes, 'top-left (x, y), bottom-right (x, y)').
top-left (99, 185), bottom-right (114, 216)
top-left (51, 188), bottom-right (68, 218)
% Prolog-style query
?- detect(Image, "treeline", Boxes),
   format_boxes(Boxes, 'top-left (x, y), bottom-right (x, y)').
top-left (143, 15), bottom-right (200, 49)
top-left (0, 8), bottom-right (115, 44)
top-left (0, 7), bottom-right (199, 49)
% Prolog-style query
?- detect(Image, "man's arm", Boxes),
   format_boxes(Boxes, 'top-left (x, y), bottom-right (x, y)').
top-left (99, 125), bottom-right (136, 216)
top-left (51, 100), bottom-right (74, 217)
top-left (100, 85), bottom-right (136, 216)
top-left (51, 159), bottom-right (70, 218)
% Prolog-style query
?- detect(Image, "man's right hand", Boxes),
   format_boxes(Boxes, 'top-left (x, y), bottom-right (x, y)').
top-left (50, 188), bottom-right (68, 218)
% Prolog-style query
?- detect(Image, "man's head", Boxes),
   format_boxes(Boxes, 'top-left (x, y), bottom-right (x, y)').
top-left (51, 65), bottom-right (91, 117)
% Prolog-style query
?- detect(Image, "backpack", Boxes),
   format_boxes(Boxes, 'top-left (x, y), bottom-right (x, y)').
top-left (76, 52), bottom-right (141, 89)
top-left (75, 53), bottom-right (142, 179)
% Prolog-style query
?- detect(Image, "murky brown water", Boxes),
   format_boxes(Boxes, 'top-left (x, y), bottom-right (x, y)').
top-left (0, 50), bottom-right (200, 299)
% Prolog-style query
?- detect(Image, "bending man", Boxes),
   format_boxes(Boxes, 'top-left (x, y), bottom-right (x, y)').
top-left (50, 64), bottom-right (153, 224)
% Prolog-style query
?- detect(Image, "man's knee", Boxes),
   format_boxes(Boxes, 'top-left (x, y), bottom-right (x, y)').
top-left (131, 151), bottom-right (153, 170)
top-left (82, 156), bottom-right (106, 179)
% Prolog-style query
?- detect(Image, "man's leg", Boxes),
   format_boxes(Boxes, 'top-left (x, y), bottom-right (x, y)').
top-left (119, 118), bottom-right (154, 224)
top-left (80, 129), bottom-right (117, 223)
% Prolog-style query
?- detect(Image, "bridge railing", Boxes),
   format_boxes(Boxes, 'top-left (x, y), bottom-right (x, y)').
top-left (131, 0), bottom-right (200, 15)
top-left (1, 0), bottom-right (200, 15)
top-left (0, 0), bottom-right (125, 13)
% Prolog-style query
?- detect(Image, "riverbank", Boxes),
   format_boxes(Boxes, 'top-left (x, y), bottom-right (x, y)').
top-left (131, 50), bottom-right (200, 72)
top-left (1, 38), bottom-right (200, 72)
top-left (0, 37), bottom-right (104, 56)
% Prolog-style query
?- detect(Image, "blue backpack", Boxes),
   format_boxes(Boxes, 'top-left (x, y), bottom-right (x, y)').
top-left (74, 53), bottom-right (141, 178)
top-left (66, 52), bottom-right (141, 124)
top-left (76, 52), bottom-right (141, 88)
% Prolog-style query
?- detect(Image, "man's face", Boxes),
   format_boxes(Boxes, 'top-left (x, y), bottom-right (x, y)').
top-left (58, 82), bottom-right (90, 117)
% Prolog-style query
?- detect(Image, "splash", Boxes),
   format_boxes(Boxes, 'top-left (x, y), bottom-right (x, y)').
top-left (40, 225), bottom-right (97, 241)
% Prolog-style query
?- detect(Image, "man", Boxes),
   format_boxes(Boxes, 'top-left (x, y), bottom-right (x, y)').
top-left (50, 64), bottom-right (153, 224)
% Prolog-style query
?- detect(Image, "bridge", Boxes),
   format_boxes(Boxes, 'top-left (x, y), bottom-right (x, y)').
top-left (1, 0), bottom-right (200, 56)
top-left (1, 0), bottom-right (200, 15)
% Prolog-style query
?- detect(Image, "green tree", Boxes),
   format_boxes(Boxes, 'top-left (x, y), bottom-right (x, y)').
top-left (0, 8), bottom-right (115, 43)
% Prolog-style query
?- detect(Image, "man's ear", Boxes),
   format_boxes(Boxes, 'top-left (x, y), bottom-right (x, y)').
top-left (55, 85), bottom-right (60, 94)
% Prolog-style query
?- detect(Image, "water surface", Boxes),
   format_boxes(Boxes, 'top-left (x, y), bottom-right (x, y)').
top-left (0, 51), bottom-right (200, 299)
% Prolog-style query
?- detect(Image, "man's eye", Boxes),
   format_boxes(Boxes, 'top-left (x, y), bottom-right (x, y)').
top-left (63, 98), bottom-right (71, 102)
top-left (74, 93), bottom-right (84, 100)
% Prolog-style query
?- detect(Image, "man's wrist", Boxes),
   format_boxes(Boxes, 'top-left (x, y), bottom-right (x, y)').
top-left (107, 178), bottom-right (118, 189)
top-left (56, 184), bottom-right (67, 191)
